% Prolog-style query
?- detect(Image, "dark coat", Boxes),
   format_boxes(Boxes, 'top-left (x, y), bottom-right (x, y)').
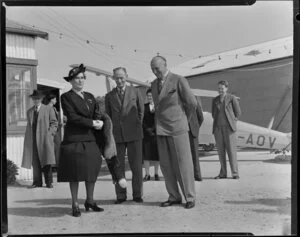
top-left (61, 90), bottom-right (97, 142)
top-left (188, 98), bottom-right (204, 138)
top-left (212, 93), bottom-right (241, 133)
top-left (22, 104), bottom-right (58, 169)
top-left (143, 103), bottom-right (156, 140)
top-left (105, 85), bottom-right (144, 143)
top-left (94, 102), bottom-right (117, 159)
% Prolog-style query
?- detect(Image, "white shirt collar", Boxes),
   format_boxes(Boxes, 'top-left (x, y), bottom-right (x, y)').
top-left (160, 70), bottom-right (169, 84)
top-left (34, 104), bottom-right (42, 112)
top-left (72, 88), bottom-right (84, 98)
top-left (117, 84), bottom-right (126, 92)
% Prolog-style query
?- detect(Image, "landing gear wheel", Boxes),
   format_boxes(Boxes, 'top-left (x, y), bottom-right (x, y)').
top-left (203, 143), bottom-right (215, 152)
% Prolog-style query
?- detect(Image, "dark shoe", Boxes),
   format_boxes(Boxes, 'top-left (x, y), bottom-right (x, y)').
top-left (143, 175), bottom-right (151, 182)
top-left (46, 184), bottom-right (53, 188)
top-left (28, 184), bottom-right (42, 188)
top-left (185, 201), bottom-right (195, 209)
top-left (84, 201), bottom-right (104, 212)
top-left (72, 205), bottom-right (81, 217)
top-left (114, 198), bottom-right (126, 204)
top-left (232, 175), bottom-right (240, 179)
top-left (160, 200), bottom-right (182, 207)
top-left (195, 177), bottom-right (202, 181)
top-left (154, 174), bottom-right (160, 181)
top-left (214, 175), bottom-right (227, 179)
top-left (133, 197), bottom-right (143, 203)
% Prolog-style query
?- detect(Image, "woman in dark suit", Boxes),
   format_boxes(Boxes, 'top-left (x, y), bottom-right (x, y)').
top-left (58, 64), bottom-right (104, 217)
top-left (142, 89), bottom-right (160, 181)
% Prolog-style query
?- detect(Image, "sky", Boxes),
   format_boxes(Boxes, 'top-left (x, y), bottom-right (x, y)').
top-left (5, 2), bottom-right (293, 97)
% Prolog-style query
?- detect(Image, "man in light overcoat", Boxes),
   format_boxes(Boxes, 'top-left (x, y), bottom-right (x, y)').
top-left (150, 56), bottom-right (197, 209)
top-left (212, 80), bottom-right (241, 179)
top-left (105, 67), bottom-right (144, 204)
top-left (22, 90), bottom-right (58, 188)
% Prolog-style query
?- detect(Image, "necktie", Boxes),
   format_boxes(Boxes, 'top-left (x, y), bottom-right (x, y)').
top-left (158, 79), bottom-right (163, 95)
top-left (119, 89), bottom-right (125, 103)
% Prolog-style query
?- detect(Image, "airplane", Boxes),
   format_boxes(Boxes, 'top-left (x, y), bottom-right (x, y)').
top-left (70, 64), bottom-right (292, 153)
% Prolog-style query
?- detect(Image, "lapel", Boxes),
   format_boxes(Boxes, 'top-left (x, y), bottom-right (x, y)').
top-left (121, 86), bottom-right (131, 116)
top-left (29, 107), bottom-right (34, 125)
top-left (152, 80), bottom-right (159, 106)
top-left (214, 96), bottom-right (221, 111)
top-left (69, 90), bottom-right (90, 116)
top-left (224, 94), bottom-right (231, 107)
top-left (112, 88), bottom-right (122, 111)
top-left (37, 104), bottom-right (45, 123)
top-left (158, 72), bottom-right (172, 102)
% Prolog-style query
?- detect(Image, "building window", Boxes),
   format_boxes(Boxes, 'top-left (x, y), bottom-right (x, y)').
top-left (7, 65), bottom-right (35, 132)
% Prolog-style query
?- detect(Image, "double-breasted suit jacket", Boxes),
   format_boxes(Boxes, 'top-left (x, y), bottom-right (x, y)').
top-left (105, 86), bottom-right (144, 143)
top-left (22, 104), bottom-right (58, 169)
top-left (151, 72), bottom-right (197, 136)
top-left (212, 93), bottom-right (241, 134)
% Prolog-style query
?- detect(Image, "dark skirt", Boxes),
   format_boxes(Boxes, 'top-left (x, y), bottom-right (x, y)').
top-left (143, 136), bottom-right (159, 161)
top-left (57, 141), bottom-right (102, 182)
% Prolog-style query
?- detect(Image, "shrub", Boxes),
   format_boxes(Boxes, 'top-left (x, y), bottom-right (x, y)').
top-left (7, 159), bottom-right (19, 185)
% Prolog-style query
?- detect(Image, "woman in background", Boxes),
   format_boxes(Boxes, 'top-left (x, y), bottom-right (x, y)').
top-left (142, 89), bottom-right (160, 181)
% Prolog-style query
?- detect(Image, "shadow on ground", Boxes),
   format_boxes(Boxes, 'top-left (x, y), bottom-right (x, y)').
top-left (9, 198), bottom-right (162, 218)
top-left (262, 159), bottom-right (291, 164)
top-left (225, 198), bottom-right (291, 215)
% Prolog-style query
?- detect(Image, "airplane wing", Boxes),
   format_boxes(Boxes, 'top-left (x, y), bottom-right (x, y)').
top-left (191, 89), bottom-right (218, 97)
top-left (69, 64), bottom-right (151, 87)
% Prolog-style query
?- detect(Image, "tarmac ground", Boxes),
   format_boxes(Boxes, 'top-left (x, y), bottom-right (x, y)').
top-left (5, 149), bottom-right (291, 236)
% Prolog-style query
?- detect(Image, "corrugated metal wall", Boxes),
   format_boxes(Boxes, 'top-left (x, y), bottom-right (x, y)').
top-left (6, 33), bottom-right (36, 59)
top-left (7, 136), bottom-right (33, 180)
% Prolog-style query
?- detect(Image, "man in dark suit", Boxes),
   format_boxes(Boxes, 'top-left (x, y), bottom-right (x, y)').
top-left (150, 56), bottom-right (197, 209)
top-left (105, 67), bottom-right (144, 204)
top-left (188, 97), bottom-right (204, 181)
top-left (212, 80), bottom-right (241, 179)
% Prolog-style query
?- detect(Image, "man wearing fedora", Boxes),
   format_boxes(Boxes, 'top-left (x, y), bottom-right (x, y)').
top-left (22, 90), bottom-right (58, 188)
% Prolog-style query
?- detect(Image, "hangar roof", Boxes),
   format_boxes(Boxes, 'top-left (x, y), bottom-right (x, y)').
top-left (147, 36), bottom-right (293, 81)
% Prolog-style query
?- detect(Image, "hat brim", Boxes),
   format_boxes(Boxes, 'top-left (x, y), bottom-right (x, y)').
top-left (63, 76), bottom-right (71, 82)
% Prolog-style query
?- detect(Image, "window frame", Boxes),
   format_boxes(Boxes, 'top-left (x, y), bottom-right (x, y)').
top-left (6, 57), bottom-right (37, 135)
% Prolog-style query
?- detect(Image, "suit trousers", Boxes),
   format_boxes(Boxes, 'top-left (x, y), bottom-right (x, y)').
top-left (213, 126), bottom-right (239, 177)
top-left (188, 131), bottom-right (202, 180)
top-left (32, 138), bottom-right (53, 186)
top-left (115, 140), bottom-right (143, 200)
top-left (157, 133), bottom-right (195, 202)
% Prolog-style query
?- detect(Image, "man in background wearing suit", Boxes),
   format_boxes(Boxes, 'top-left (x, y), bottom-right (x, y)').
top-left (188, 97), bottom-right (204, 181)
top-left (105, 67), bottom-right (144, 204)
top-left (212, 80), bottom-right (241, 180)
top-left (22, 90), bottom-right (58, 188)
top-left (150, 56), bottom-right (197, 209)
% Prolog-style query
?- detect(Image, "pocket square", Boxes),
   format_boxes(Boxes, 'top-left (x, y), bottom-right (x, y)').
top-left (168, 89), bottom-right (176, 94)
